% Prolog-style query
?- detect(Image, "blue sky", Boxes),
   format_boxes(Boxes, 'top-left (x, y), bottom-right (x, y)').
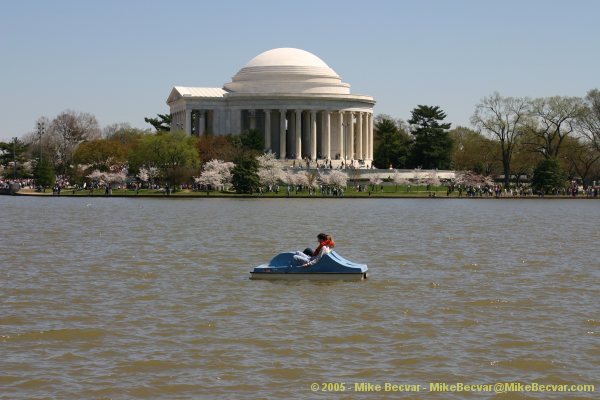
top-left (1, 0), bottom-right (598, 141)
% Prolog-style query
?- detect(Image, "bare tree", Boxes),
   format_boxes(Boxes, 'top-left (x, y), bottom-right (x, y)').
top-left (578, 89), bottom-right (600, 151)
top-left (471, 92), bottom-right (530, 187)
top-left (526, 96), bottom-right (586, 159)
top-left (561, 137), bottom-right (600, 186)
top-left (47, 110), bottom-right (101, 173)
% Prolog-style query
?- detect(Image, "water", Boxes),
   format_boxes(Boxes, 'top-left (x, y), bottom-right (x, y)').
top-left (0, 197), bottom-right (598, 399)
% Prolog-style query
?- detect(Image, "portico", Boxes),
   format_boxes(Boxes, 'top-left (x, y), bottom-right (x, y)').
top-left (167, 48), bottom-right (376, 164)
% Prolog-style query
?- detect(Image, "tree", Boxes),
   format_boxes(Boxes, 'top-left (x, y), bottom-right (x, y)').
top-left (561, 136), bottom-right (600, 186)
top-left (324, 170), bottom-right (348, 189)
top-left (73, 139), bottom-right (128, 170)
top-left (144, 113), bottom-right (171, 132)
top-left (531, 158), bottom-right (566, 193)
top-left (195, 159), bottom-right (234, 192)
top-left (164, 166), bottom-right (196, 189)
top-left (579, 89), bottom-right (600, 151)
top-left (449, 126), bottom-right (499, 175)
top-left (197, 134), bottom-right (237, 164)
top-left (46, 110), bottom-right (101, 175)
top-left (392, 170), bottom-right (408, 192)
top-left (471, 92), bottom-right (530, 187)
top-left (373, 116), bottom-right (412, 169)
top-left (510, 141), bottom-right (542, 186)
top-left (239, 129), bottom-right (264, 152)
top-left (0, 138), bottom-right (29, 179)
top-left (128, 131), bottom-right (199, 186)
top-left (105, 127), bottom-right (148, 148)
top-left (137, 167), bottom-right (149, 187)
top-left (408, 105), bottom-right (453, 169)
top-left (369, 174), bottom-right (382, 190)
top-left (32, 159), bottom-right (56, 189)
top-left (525, 96), bottom-right (586, 159)
top-left (231, 155), bottom-right (259, 194)
top-left (257, 152), bottom-right (283, 189)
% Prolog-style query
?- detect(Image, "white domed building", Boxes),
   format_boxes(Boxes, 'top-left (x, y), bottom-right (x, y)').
top-left (167, 48), bottom-right (375, 163)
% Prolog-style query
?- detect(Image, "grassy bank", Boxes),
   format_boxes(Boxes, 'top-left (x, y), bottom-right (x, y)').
top-left (15, 186), bottom-right (597, 199)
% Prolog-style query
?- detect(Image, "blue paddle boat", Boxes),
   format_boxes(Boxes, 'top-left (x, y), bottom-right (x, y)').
top-left (250, 251), bottom-right (368, 280)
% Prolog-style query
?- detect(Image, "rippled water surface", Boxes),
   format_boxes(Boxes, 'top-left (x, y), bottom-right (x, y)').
top-left (1, 197), bottom-right (599, 399)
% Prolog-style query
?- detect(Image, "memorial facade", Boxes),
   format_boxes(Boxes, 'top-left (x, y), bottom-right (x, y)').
top-left (167, 48), bottom-right (375, 163)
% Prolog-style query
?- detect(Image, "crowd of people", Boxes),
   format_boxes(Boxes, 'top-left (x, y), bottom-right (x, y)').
top-left (2, 175), bottom-right (599, 198)
top-left (450, 184), bottom-right (600, 198)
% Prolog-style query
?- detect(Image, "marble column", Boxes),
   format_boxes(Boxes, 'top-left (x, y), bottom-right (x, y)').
top-left (264, 109), bottom-right (271, 152)
top-left (199, 111), bottom-right (206, 135)
top-left (229, 109), bottom-right (239, 135)
top-left (279, 109), bottom-right (286, 159)
top-left (338, 111), bottom-right (344, 160)
top-left (348, 111), bottom-right (354, 161)
top-left (185, 109), bottom-right (192, 135)
top-left (363, 112), bottom-right (368, 160)
top-left (368, 113), bottom-right (374, 160)
top-left (310, 110), bottom-right (317, 160)
top-left (295, 109), bottom-right (302, 160)
top-left (249, 110), bottom-right (256, 130)
top-left (324, 111), bottom-right (331, 160)
top-left (356, 112), bottom-right (363, 160)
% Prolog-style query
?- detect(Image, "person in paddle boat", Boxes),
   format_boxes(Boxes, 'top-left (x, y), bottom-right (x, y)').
top-left (292, 233), bottom-right (335, 268)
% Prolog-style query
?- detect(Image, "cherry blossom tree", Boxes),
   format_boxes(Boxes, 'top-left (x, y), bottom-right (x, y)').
top-left (294, 171), bottom-right (309, 189)
top-left (369, 174), bottom-right (382, 191)
top-left (424, 170), bottom-right (441, 188)
top-left (413, 168), bottom-right (424, 190)
top-left (137, 167), bottom-right (149, 188)
top-left (392, 170), bottom-right (408, 192)
top-left (281, 170), bottom-right (297, 187)
top-left (326, 170), bottom-right (348, 189)
top-left (87, 170), bottom-right (105, 186)
top-left (256, 152), bottom-right (283, 190)
top-left (105, 170), bottom-right (127, 189)
top-left (194, 159), bottom-right (234, 193)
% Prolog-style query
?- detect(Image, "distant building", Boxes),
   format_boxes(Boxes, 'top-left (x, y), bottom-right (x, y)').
top-left (167, 48), bottom-right (375, 162)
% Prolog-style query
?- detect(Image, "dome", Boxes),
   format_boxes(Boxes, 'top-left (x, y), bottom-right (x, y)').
top-left (223, 48), bottom-right (350, 95)
top-left (244, 48), bottom-right (334, 70)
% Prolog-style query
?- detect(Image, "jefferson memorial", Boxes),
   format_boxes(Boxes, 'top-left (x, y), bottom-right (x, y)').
top-left (167, 48), bottom-right (375, 164)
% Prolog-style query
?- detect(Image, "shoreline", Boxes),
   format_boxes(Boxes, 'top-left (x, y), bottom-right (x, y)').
top-left (8, 189), bottom-right (599, 200)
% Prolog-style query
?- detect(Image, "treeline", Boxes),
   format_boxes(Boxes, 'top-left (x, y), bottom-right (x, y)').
top-left (0, 110), bottom-right (266, 190)
top-left (373, 90), bottom-right (600, 189)
top-left (2, 88), bottom-right (600, 192)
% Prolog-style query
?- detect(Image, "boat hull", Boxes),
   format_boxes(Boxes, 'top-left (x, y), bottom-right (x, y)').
top-left (250, 271), bottom-right (367, 281)
top-left (250, 251), bottom-right (368, 281)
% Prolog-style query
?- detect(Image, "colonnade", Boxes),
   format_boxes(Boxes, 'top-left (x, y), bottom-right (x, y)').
top-left (260, 109), bottom-right (374, 161)
top-left (172, 109), bottom-right (211, 135)
top-left (172, 107), bottom-right (374, 162)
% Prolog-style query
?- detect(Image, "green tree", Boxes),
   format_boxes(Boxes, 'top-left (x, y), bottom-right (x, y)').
top-left (450, 126), bottom-right (499, 175)
top-left (239, 129), bottom-right (264, 152)
top-left (0, 138), bottom-right (29, 179)
top-left (32, 159), bottom-right (56, 190)
top-left (128, 131), bottom-right (199, 185)
top-left (231, 155), bottom-right (259, 194)
top-left (105, 127), bottom-right (148, 146)
top-left (144, 113), bottom-right (172, 132)
top-left (408, 105), bottom-right (453, 169)
top-left (73, 139), bottom-right (128, 169)
top-left (373, 116), bottom-right (412, 169)
top-left (531, 158), bottom-right (566, 193)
